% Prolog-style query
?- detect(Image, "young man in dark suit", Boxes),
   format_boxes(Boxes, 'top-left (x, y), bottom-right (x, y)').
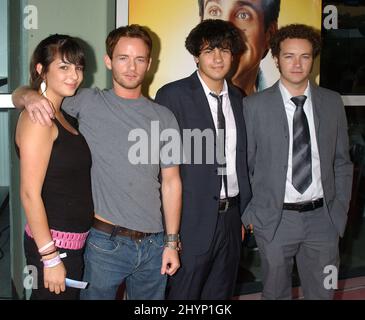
top-left (242, 24), bottom-right (353, 299)
top-left (155, 19), bottom-right (252, 299)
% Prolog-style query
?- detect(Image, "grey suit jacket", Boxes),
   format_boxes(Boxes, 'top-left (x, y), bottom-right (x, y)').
top-left (242, 81), bottom-right (353, 242)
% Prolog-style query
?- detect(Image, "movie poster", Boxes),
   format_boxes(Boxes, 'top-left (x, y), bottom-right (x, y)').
top-left (117, 0), bottom-right (322, 98)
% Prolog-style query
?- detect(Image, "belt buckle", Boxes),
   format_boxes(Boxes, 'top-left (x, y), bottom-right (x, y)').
top-left (310, 200), bottom-right (316, 210)
top-left (299, 201), bottom-right (314, 212)
top-left (131, 231), bottom-right (146, 241)
top-left (131, 233), bottom-right (140, 241)
top-left (220, 199), bottom-right (229, 212)
top-left (298, 203), bottom-right (305, 212)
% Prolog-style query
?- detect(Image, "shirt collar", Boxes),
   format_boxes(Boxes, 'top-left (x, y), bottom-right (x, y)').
top-left (196, 70), bottom-right (228, 98)
top-left (279, 80), bottom-right (311, 106)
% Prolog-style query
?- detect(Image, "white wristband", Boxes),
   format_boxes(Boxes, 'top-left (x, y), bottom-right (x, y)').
top-left (38, 240), bottom-right (55, 254)
top-left (43, 254), bottom-right (61, 268)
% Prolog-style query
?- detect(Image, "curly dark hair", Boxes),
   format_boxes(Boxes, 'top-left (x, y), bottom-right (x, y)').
top-left (198, 0), bottom-right (281, 31)
top-left (185, 19), bottom-right (246, 57)
top-left (270, 24), bottom-right (321, 58)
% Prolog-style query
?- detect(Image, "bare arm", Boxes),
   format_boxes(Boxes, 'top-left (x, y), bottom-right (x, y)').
top-left (160, 165), bottom-right (182, 276)
top-left (12, 86), bottom-right (55, 126)
top-left (16, 112), bottom-right (66, 294)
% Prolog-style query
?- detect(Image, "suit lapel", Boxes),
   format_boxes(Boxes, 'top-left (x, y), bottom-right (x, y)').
top-left (228, 86), bottom-right (244, 147)
top-left (271, 81), bottom-right (290, 142)
top-left (190, 72), bottom-right (216, 133)
top-left (310, 82), bottom-right (322, 144)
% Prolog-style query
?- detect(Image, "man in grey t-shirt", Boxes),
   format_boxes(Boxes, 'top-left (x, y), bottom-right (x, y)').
top-left (13, 25), bottom-right (182, 300)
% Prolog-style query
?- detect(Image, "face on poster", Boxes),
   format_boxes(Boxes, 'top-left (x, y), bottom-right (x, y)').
top-left (117, 0), bottom-right (322, 98)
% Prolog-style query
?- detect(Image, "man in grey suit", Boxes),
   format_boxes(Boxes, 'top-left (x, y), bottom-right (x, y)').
top-left (242, 24), bottom-right (353, 300)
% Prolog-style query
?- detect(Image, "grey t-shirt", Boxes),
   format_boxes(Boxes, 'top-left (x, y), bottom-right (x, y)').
top-left (62, 88), bottom-right (180, 233)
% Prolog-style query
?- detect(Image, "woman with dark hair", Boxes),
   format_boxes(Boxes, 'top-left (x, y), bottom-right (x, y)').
top-left (15, 34), bottom-right (94, 300)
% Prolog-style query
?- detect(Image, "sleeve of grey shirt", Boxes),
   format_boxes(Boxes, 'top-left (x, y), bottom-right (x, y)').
top-left (61, 88), bottom-right (95, 119)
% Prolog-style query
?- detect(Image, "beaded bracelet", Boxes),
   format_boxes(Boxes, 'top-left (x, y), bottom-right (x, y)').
top-left (164, 242), bottom-right (181, 251)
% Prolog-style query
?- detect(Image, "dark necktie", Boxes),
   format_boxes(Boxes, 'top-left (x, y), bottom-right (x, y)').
top-left (210, 93), bottom-right (228, 198)
top-left (291, 95), bottom-right (312, 194)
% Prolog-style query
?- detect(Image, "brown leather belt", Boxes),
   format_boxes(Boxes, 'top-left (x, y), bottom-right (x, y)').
top-left (283, 198), bottom-right (323, 212)
top-left (218, 195), bottom-right (239, 212)
top-left (93, 218), bottom-right (153, 241)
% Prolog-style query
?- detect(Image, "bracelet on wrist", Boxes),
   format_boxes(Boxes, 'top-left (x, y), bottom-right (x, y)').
top-left (164, 241), bottom-right (181, 252)
top-left (164, 233), bottom-right (180, 243)
top-left (42, 254), bottom-right (62, 268)
top-left (38, 240), bottom-right (55, 254)
top-left (40, 248), bottom-right (58, 257)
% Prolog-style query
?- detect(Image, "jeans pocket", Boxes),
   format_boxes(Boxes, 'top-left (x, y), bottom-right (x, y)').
top-left (149, 233), bottom-right (164, 249)
top-left (87, 229), bottom-right (120, 253)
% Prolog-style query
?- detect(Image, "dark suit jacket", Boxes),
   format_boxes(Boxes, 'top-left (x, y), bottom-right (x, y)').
top-left (155, 72), bottom-right (251, 255)
top-left (242, 81), bottom-right (353, 242)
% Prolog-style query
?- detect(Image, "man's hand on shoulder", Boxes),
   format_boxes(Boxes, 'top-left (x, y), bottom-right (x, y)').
top-left (12, 86), bottom-right (55, 126)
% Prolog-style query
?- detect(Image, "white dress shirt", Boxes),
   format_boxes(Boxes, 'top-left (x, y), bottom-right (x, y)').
top-left (197, 71), bottom-right (239, 198)
top-left (279, 81), bottom-right (324, 203)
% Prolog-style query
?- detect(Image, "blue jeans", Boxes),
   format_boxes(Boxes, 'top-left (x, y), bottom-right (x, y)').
top-left (80, 228), bottom-right (167, 300)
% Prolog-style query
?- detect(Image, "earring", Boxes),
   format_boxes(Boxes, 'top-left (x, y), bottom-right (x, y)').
top-left (40, 80), bottom-right (47, 97)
